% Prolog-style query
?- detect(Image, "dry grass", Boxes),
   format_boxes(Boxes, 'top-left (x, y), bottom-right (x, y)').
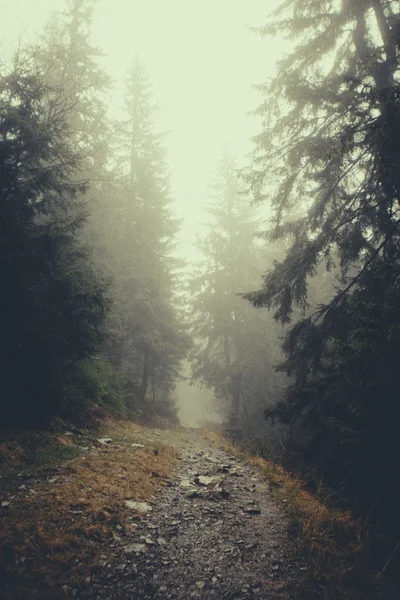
top-left (247, 457), bottom-right (366, 590)
top-left (0, 441), bottom-right (25, 464)
top-left (0, 421), bottom-right (177, 598)
top-left (202, 427), bottom-right (369, 598)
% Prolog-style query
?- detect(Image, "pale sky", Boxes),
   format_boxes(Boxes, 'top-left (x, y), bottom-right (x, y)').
top-left (2, 0), bottom-right (284, 258)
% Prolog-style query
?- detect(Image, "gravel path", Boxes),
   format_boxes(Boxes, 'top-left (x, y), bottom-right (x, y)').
top-left (93, 429), bottom-right (304, 599)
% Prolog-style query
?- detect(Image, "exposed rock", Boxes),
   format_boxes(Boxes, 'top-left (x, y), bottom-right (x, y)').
top-left (124, 500), bottom-right (152, 513)
top-left (196, 581), bottom-right (206, 590)
top-left (179, 479), bottom-right (195, 489)
top-left (123, 544), bottom-right (147, 554)
top-left (95, 438), bottom-right (113, 446)
top-left (142, 537), bottom-right (156, 545)
top-left (92, 428), bottom-right (304, 600)
top-left (131, 443), bottom-right (145, 448)
top-left (194, 475), bottom-right (220, 487)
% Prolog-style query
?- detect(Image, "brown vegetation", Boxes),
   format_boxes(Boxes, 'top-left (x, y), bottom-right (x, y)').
top-left (0, 421), bottom-right (177, 598)
top-left (201, 427), bottom-right (380, 599)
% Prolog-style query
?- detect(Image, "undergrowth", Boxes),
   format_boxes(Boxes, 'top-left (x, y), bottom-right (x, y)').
top-left (0, 432), bottom-right (82, 475)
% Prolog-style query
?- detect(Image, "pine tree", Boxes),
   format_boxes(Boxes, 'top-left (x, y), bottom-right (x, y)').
top-left (101, 59), bottom-right (190, 416)
top-left (246, 0), bottom-right (400, 537)
top-left (31, 0), bottom-right (125, 416)
top-left (190, 153), bottom-right (285, 437)
top-left (37, 0), bottom-right (113, 250)
top-left (37, 0), bottom-right (110, 158)
top-left (0, 52), bottom-right (107, 426)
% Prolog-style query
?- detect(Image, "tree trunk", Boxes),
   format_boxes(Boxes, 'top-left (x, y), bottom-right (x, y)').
top-left (138, 350), bottom-right (150, 402)
top-left (229, 371), bottom-right (242, 440)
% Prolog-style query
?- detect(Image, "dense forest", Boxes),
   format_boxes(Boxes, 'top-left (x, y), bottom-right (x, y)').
top-left (0, 0), bottom-right (190, 427)
top-left (2, 0), bottom-right (400, 588)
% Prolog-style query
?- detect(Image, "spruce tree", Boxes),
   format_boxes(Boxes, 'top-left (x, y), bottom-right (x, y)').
top-left (37, 0), bottom-right (110, 157)
top-left (246, 0), bottom-right (400, 537)
top-left (0, 53), bottom-right (107, 426)
top-left (190, 153), bottom-right (285, 437)
top-left (102, 59), bottom-right (190, 416)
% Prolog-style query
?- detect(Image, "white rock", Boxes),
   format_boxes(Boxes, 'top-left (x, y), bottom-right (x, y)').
top-left (124, 500), bottom-right (152, 513)
top-left (124, 543), bottom-right (147, 554)
top-left (131, 443), bottom-right (145, 448)
top-left (144, 537), bottom-right (156, 545)
top-left (195, 475), bottom-right (220, 487)
top-left (179, 479), bottom-right (195, 489)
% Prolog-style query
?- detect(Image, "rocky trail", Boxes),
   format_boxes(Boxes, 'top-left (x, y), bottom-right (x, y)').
top-left (0, 427), bottom-right (305, 599)
top-left (93, 428), bottom-right (305, 600)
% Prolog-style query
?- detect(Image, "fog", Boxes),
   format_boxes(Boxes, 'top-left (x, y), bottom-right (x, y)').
top-left (174, 363), bottom-right (221, 428)
top-left (3, 3), bottom-right (400, 587)
top-left (1, 0), bottom-right (286, 427)
top-left (2, 0), bottom-right (282, 257)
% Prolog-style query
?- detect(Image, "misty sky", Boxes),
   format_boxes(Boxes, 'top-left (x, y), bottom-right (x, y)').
top-left (3, 0), bottom-right (284, 258)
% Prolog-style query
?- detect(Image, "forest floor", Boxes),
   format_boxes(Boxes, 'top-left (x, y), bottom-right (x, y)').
top-left (0, 423), bottom-right (305, 599)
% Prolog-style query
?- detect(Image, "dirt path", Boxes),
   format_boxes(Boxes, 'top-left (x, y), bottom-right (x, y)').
top-left (91, 428), bottom-right (304, 599)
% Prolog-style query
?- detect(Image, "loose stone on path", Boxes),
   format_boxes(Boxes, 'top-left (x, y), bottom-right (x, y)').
top-left (94, 428), bottom-right (305, 600)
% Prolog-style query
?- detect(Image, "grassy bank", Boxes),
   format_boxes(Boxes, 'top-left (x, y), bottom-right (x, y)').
top-left (202, 427), bottom-right (398, 599)
top-left (0, 419), bottom-right (177, 599)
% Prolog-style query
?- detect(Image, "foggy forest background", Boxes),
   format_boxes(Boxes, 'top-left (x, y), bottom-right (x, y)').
top-left (2, 0), bottom-right (400, 576)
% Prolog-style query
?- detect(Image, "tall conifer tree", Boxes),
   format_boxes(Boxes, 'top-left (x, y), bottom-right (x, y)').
top-left (103, 59), bottom-right (190, 413)
top-left (190, 154), bottom-right (284, 436)
top-left (0, 53), bottom-right (107, 425)
top-left (246, 0), bottom-right (400, 534)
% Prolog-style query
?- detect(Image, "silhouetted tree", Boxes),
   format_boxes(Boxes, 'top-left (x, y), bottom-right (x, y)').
top-left (246, 0), bottom-right (400, 540)
top-left (0, 54), bottom-right (107, 426)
